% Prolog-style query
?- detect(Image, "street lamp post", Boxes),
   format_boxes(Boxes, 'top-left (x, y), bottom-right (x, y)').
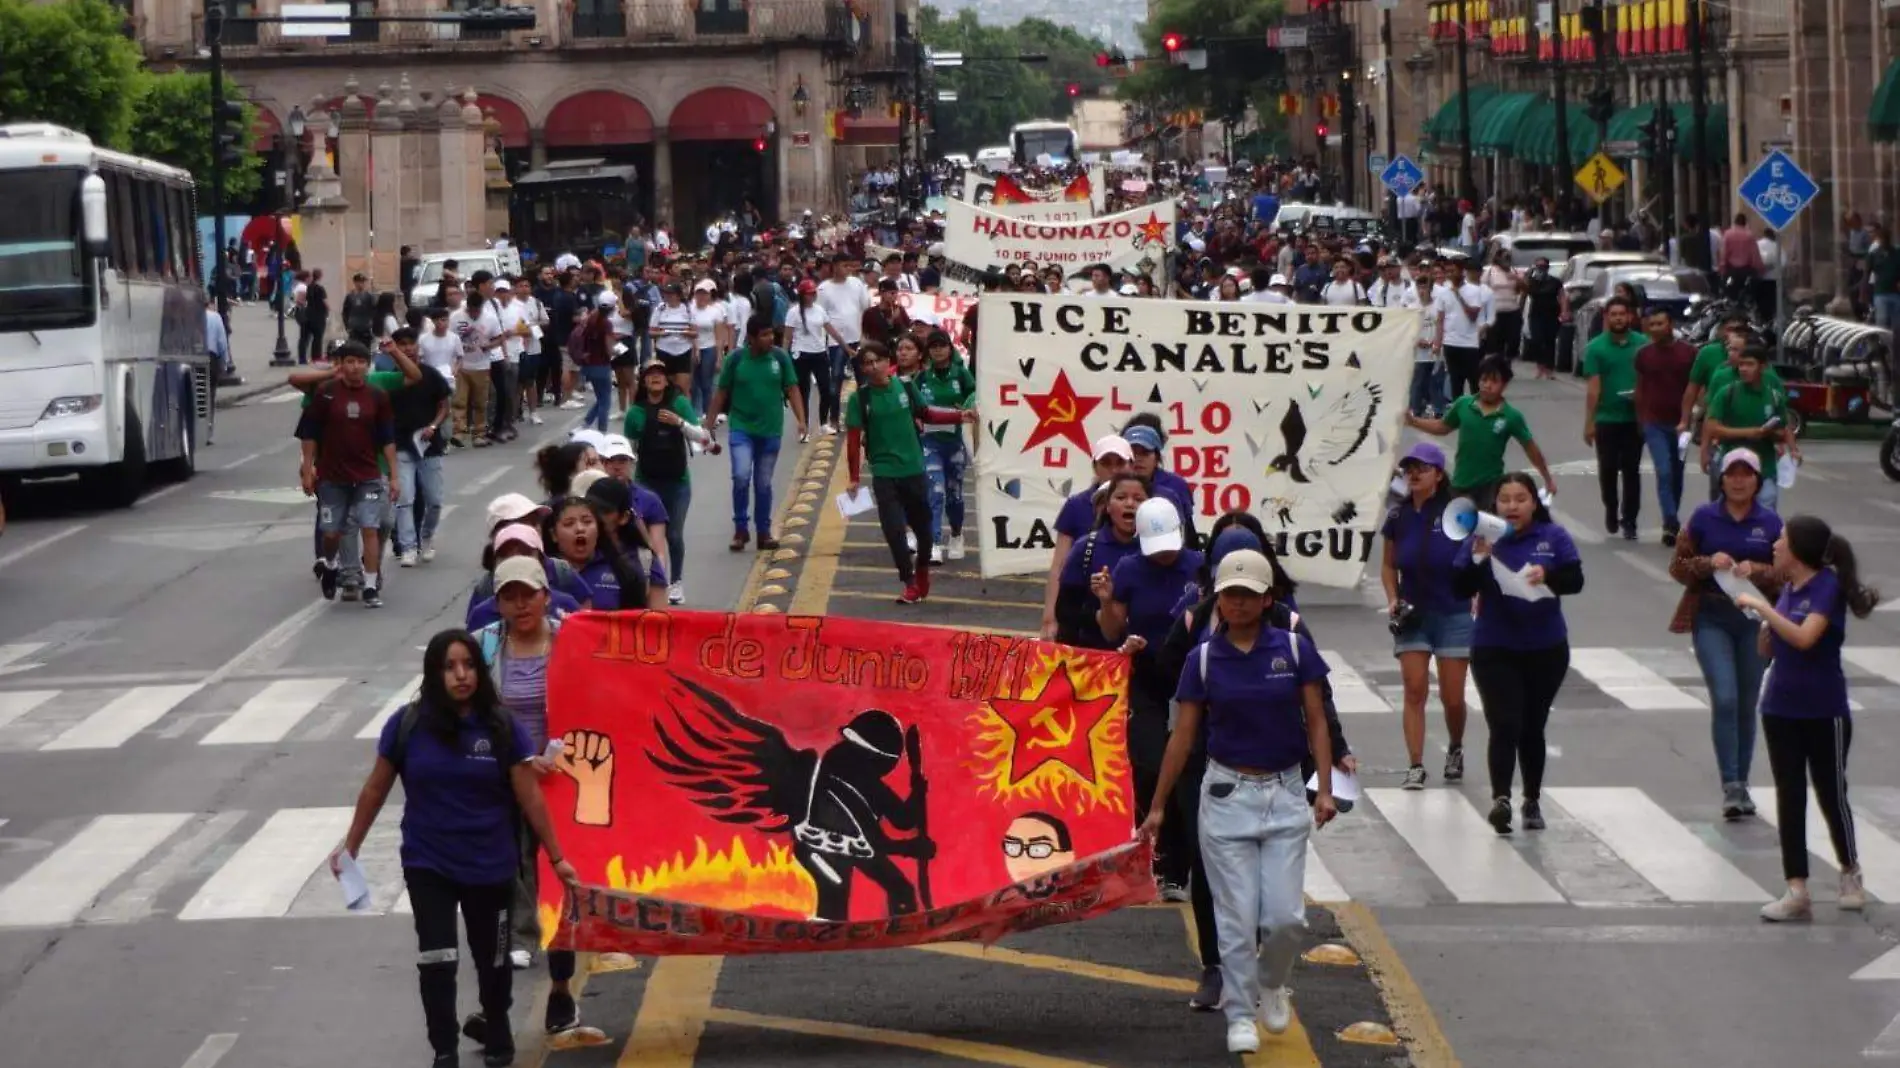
top-left (268, 105), bottom-right (309, 367)
top-left (1455, 0), bottom-right (1476, 203)
top-left (1341, 70), bottom-right (1357, 208)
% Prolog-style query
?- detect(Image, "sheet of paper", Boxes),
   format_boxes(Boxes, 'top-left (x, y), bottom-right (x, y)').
top-left (335, 852), bottom-right (372, 912)
top-left (835, 487), bottom-right (875, 518)
top-left (1491, 556), bottom-right (1555, 602)
top-left (1307, 768), bottom-right (1361, 803)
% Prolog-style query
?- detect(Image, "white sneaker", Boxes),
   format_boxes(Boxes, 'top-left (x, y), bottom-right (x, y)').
top-left (716, 413), bottom-right (728, 428)
top-left (560, 398), bottom-right (585, 410)
top-left (1259, 986), bottom-right (1292, 1035)
top-left (419, 541), bottom-right (436, 563)
top-left (509, 949), bottom-right (532, 969)
top-left (1842, 868), bottom-right (1868, 911)
top-left (1760, 888), bottom-right (1813, 922)
top-left (1225, 1020), bottom-right (1260, 1054)
top-left (528, 412), bottom-right (544, 425)
top-left (905, 531), bottom-right (917, 554)
top-left (667, 581), bottom-right (684, 605)
top-left (798, 432), bottom-right (810, 444)
top-left (930, 544), bottom-right (945, 565)
top-left (398, 550), bottom-right (417, 568)
top-left (946, 533), bottom-right (966, 560)
top-left (821, 423), bottom-right (837, 436)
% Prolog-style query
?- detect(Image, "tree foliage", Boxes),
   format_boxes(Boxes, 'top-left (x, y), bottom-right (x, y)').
top-left (130, 73), bottom-right (265, 205)
top-left (1121, 0), bottom-right (1288, 127)
top-left (0, 0), bottom-right (144, 147)
top-left (920, 7), bottom-right (1116, 154)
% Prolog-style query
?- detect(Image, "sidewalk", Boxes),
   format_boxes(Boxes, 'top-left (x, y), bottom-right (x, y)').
top-left (215, 299), bottom-right (313, 407)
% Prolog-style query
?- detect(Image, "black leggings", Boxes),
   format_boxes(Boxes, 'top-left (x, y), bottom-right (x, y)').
top-left (795, 350), bottom-right (834, 427)
top-left (1127, 696), bottom-right (1190, 889)
top-left (1470, 644), bottom-right (1570, 800)
top-left (1443, 345), bottom-right (1482, 398)
top-left (405, 866), bottom-right (514, 1058)
top-left (1763, 716), bottom-right (1858, 880)
top-left (1594, 421), bottom-right (1644, 529)
top-left (873, 474), bottom-right (931, 583)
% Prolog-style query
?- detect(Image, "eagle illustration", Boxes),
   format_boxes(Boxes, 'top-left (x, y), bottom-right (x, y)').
top-left (1266, 383), bottom-right (1383, 483)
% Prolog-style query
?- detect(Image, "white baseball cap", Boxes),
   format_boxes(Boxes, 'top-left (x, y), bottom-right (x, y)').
top-left (571, 428), bottom-right (608, 451)
top-left (1135, 497), bottom-right (1183, 555)
top-left (1269, 273), bottom-right (1290, 287)
top-left (1092, 434), bottom-right (1133, 462)
top-left (600, 434), bottom-right (636, 461)
top-left (486, 492), bottom-right (547, 528)
top-left (570, 468), bottom-right (610, 498)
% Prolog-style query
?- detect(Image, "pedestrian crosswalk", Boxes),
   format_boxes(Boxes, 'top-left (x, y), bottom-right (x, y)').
top-left (0, 645), bottom-right (1897, 753)
top-left (0, 784), bottom-right (1879, 930)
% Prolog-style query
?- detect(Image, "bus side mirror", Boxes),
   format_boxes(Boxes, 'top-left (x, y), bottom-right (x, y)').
top-left (81, 174), bottom-right (108, 257)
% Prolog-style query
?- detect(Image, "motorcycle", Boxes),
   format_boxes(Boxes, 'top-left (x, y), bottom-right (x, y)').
top-left (1882, 413), bottom-right (1900, 482)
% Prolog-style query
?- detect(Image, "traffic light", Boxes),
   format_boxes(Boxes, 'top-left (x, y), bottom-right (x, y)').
top-left (1066, 83), bottom-right (1081, 97)
top-left (1585, 87), bottom-right (1616, 124)
top-left (1636, 110), bottom-right (1661, 158)
top-left (1315, 122), bottom-right (1329, 139)
top-left (1095, 49), bottom-right (1129, 68)
top-left (752, 137), bottom-right (767, 152)
top-left (1161, 31), bottom-right (1184, 53)
top-left (212, 97), bottom-right (246, 170)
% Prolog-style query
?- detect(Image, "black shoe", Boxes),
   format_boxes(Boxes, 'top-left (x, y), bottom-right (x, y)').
top-left (1604, 509), bottom-right (1618, 535)
top-left (545, 989), bottom-right (580, 1034)
top-left (484, 1048), bottom-right (516, 1068)
top-left (1488, 796), bottom-right (1513, 835)
top-left (450, 437), bottom-right (468, 449)
top-left (432, 1055), bottom-right (456, 1068)
top-left (1521, 798), bottom-right (1545, 830)
top-left (315, 561), bottom-right (338, 601)
top-left (1621, 524), bottom-right (1638, 541)
top-left (1661, 524), bottom-right (1679, 548)
top-left (462, 1013), bottom-right (486, 1045)
top-left (362, 585), bottom-right (382, 609)
top-left (1188, 966), bottom-right (1222, 1011)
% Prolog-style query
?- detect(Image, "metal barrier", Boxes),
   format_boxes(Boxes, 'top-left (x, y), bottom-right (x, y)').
top-left (1778, 314), bottom-right (1896, 411)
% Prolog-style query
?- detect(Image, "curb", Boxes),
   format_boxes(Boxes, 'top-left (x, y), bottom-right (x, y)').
top-left (216, 376), bottom-right (290, 409)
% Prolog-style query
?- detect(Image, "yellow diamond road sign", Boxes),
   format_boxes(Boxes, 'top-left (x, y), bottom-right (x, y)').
top-left (1575, 152), bottom-right (1627, 203)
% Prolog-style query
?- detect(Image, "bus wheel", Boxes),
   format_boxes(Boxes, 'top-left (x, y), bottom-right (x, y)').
top-left (96, 408), bottom-right (147, 508)
top-left (156, 393), bottom-right (196, 482)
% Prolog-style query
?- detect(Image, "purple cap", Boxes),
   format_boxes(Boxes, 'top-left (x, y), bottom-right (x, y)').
top-left (1399, 441), bottom-right (1448, 469)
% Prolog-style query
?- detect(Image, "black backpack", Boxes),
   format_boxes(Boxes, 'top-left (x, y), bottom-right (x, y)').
top-left (635, 397), bottom-right (689, 482)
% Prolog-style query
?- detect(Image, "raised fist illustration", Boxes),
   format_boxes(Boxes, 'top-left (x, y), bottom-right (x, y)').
top-left (558, 729), bottom-right (616, 827)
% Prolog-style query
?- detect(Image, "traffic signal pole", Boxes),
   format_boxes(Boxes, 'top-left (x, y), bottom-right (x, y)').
top-left (207, 0), bottom-right (229, 334)
top-left (1455, 0), bottom-right (1476, 204)
top-left (1552, 0), bottom-right (1573, 224)
top-left (1688, 0), bottom-right (1709, 234)
top-left (1383, 9), bottom-right (1397, 225)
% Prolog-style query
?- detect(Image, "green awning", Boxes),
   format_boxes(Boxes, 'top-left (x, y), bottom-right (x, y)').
top-left (1873, 59), bottom-right (1900, 142)
top-left (1472, 91), bottom-right (1542, 156)
top-left (1606, 101), bottom-right (1728, 161)
top-left (1423, 85), bottom-right (1498, 150)
top-left (1512, 99), bottom-right (1598, 166)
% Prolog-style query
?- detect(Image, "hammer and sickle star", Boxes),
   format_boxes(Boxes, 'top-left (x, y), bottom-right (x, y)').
top-left (1026, 707), bottom-right (1077, 749)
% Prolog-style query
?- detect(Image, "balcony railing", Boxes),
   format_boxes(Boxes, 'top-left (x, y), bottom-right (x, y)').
top-left (570, 6), bottom-right (626, 39)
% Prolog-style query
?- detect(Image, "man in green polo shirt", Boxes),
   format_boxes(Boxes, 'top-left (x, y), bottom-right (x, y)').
top-left (1681, 316), bottom-right (1784, 494)
top-left (1703, 345), bottom-right (1798, 511)
top-left (1405, 355), bottom-right (1556, 511)
top-left (846, 341), bottom-right (977, 604)
top-left (704, 315), bottom-right (805, 552)
top-left (1582, 295), bottom-right (1644, 539)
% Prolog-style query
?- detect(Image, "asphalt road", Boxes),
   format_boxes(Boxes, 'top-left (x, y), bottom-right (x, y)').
top-left (4, 365), bottom-right (1900, 1068)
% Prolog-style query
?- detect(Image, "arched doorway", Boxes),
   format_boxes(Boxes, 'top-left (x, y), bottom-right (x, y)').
top-left (533, 90), bottom-right (657, 255)
top-left (667, 86), bottom-right (775, 237)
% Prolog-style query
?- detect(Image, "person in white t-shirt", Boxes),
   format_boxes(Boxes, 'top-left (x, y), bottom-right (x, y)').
top-left (1433, 260), bottom-right (1491, 399)
top-left (688, 280), bottom-right (730, 416)
top-left (788, 279), bottom-right (844, 441)
top-left (1244, 268), bottom-right (1292, 303)
top-left (492, 285), bottom-right (529, 441)
top-left (417, 305), bottom-right (462, 381)
top-left (1479, 248), bottom-right (1525, 361)
top-left (1320, 260), bottom-right (1367, 307)
top-left (649, 283), bottom-right (696, 407)
top-left (512, 276), bottom-right (547, 426)
top-left (1410, 274), bottom-right (1447, 416)
top-left (1458, 202), bottom-right (1479, 252)
top-left (1367, 260), bottom-right (1414, 309)
top-left (449, 291), bottom-right (498, 446)
top-left (816, 255), bottom-right (868, 361)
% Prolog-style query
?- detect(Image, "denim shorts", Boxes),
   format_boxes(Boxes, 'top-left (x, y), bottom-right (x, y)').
top-left (316, 478), bottom-right (387, 535)
top-left (1392, 607), bottom-right (1474, 659)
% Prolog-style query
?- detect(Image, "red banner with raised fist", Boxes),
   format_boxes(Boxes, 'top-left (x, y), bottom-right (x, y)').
top-left (535, 611), bottom-right (1153, 956)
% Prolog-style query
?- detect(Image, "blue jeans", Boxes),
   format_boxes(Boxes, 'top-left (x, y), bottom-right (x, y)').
top-left (1692, 605), bottom-right (1768, 785)
top-left (692, 346), bottom-right (720, 417)
top-left (921, 434), bottom-right (967, 543)
top-left (580, 364), bottom-right (613, 433)
top-left (827, 344), bottom-right (851, 417)
top-left (728, 428), bottom-right (781, 537)
top-left (1408, 361), bottom-right (1439, 416)
top-left (644, 477), bottom-right (691, 582)
top-left (1642, 421), bottom-right (1686, 529)
top-left (1756, 477), bottom-right (1779, 513)
top-left (1199, 760), bottom-right (1309, 1026)
top-left (395, 451), bottom-right (444, 555)
top-left (1874, 292), bottom-right (1900, 330)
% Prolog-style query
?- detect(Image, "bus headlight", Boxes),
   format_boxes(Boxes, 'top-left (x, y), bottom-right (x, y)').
top-left (41, 395), bottom-right (102, 419)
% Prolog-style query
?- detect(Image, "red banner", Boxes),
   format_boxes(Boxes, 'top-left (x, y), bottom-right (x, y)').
top-left (537, 611), bottom-right (1154, 955)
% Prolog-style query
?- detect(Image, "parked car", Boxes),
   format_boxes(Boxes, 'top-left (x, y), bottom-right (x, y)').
top-left (406, 247), bottom-right (523, 310)
top-left (1553, 251), bottom-right (1666, 370)
top-left (1571, 267), bottom-right (1712, 359)
top-left (1486, 231), bottom-right (1597, 272)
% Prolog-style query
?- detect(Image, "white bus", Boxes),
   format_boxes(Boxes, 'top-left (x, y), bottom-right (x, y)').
top-left (1008, 120), bottom-right (1080, 168)
top-left (0, 124), bottom-right (208, 506)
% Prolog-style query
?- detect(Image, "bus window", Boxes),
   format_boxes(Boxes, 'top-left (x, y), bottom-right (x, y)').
top-left (104, 170), bottom-right (131, 273)
top-left (145, 181), bottom-right (172, 278)
top-left (128, 176), bottom-right (153, 276)
top-left (168, 185), bottom-right (191, 279)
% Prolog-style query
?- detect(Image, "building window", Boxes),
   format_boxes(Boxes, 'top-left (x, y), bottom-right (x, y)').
top-left (570, 0), bottom-right (624, 39)
top-left (221, 0), bottom-right (259, 46)
top-left (448, 0), bottom-right (503, 40)
top-left (348, 0), bottom-right (379, 43)
top-left (697, 0), bottom-right (746, 36)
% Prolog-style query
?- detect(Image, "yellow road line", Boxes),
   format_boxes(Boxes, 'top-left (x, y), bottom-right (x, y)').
top-left (914, 941), bottom-right (1196, 994)
top-left (1334, 902), bottom-right (1461, 1068)
top-left (1175, 904), bottom-right (1322, 1067)
top-left (706, 1008), bottom-right (1110, 1068)
top-left (618, 957), bottom-right (724, 1067)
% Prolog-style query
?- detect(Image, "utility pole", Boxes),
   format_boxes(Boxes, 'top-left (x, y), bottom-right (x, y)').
top-left (910, 32), bottom-right (926, 212)
top-left (1382, 7), bottom-right (1397, 224)
top-left (1687, 0), bottom-right (1709, 233)
top-left (1591, 1), bottom-right (1612, 229)
top-left (1654, 77), bottom-right (1675, 241)
top-left (206, 1), bottom-right (229, 332)
top-left (1551, 0), bottom-right (1573, 225)
top-left (1341, 70), bottom-right (1357, 208)
top-left (1455, 0), bottom-right (1476, 203)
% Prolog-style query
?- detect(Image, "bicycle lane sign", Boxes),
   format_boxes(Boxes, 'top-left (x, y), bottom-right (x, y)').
top-left (1738, 149), bottom-right (1820, 231)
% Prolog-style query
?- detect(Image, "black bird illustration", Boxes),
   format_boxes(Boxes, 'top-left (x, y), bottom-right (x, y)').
top-left (1267, 384), bottom-right (1383, 484)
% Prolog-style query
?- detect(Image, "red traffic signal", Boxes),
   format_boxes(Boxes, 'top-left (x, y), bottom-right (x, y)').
top-left (1161, 31), bottom-right (1184, 52)
top-left (1066, 83), bottom-right (1081, 97)
top-left (1315, 122), bottom-right (1329, 138)
top-left (1096, 52), bottom-right (1111, 67)
top-left (752, 138), bottom-right (767, 151)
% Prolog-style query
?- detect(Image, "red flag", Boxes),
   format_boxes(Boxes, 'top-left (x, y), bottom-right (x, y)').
top-left (1062, 174), bottom-right (1091, 202)
top-left (991, 174), bottom-right (1034, 204)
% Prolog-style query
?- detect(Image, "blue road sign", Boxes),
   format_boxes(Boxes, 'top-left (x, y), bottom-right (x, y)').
top-left (1738, 150), bottom-right (1819, 231)
top-left (1381, 154), bottom-right (1424, 197)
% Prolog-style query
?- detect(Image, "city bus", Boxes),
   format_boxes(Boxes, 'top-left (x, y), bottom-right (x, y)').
top-left (1009, 121), bottom-right (1080, 168)
top-left (0, 124), bottom-right (208, 507)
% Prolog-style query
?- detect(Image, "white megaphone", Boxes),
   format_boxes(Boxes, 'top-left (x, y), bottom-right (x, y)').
top-left (1442, 498), bottom-right (1509, 542)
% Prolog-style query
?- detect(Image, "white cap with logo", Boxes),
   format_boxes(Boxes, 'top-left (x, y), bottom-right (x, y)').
top-left (1213, 549), bottom-right (1274, 594)
top-left (1135, 497), bottom-right (1183, 555)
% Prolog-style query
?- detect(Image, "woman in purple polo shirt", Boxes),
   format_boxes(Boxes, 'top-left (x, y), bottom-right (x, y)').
top-left (1039, 435), bottom-right (1133, 639)
top-left (1735, 516), bottom-right (1880, 921)
top-left (1667, 450), bottom-right (1782, 819)
top-left (332, 627), bottom-right (578, 1067)
top-left (1451, 472), bottom-right (1586, 835)
top-left (1122, 413), bottom-right (1199, 549)
top-left (1379, 441), bottom-right (1472, 790)
top-left (1143, 549), bottom-right (1338, 1055)
top-left (1052, 473), bottom-right (1150, 648)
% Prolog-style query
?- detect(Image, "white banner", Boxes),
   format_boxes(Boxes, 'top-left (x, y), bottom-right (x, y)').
top-left (960, 173), bottom-right (1094, 221)
top-left (972, 293), bottom-right (1419, 587)
top-left (945, 200), bottom-right (1176, 279)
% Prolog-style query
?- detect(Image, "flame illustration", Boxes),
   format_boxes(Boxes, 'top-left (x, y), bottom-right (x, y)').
top-left (606, 835), bottom-right (818, 916)
top-left (965, 649), bottom-right (1130, 814)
